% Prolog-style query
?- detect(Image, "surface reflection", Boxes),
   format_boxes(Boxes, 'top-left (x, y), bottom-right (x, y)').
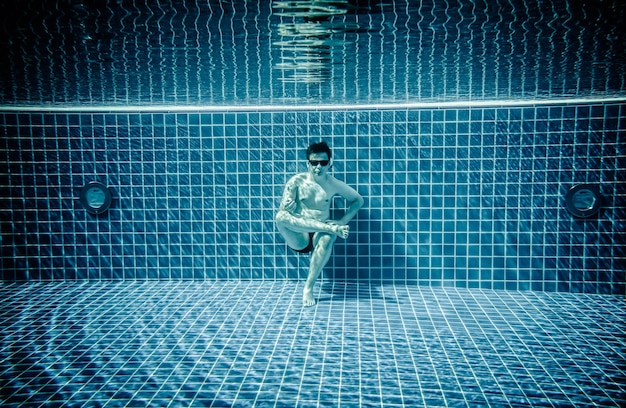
top-left (272, 0), bottom-right (358, 83)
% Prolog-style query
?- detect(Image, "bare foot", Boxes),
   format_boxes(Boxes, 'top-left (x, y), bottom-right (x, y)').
top-left (303, 290), bottom-right (316, 307)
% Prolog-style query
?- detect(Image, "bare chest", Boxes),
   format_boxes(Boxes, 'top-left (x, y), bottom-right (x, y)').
top-left (298, 179), bottom-right (335, 209)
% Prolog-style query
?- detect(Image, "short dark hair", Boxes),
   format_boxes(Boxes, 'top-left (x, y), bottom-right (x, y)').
top-left (306, 141), bottom-right (332, 160)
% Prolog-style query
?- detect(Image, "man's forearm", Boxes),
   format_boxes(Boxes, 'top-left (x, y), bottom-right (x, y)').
top-left (276, 210), bottom-right (337, 234)
top-left (338, 197), bottom-right (364, 225)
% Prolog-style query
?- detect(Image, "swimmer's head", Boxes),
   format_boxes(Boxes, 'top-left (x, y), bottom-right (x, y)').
top-left (306, 141), bottom-right (332, 161)
top-left (306, 141), bottom-right (332, 176)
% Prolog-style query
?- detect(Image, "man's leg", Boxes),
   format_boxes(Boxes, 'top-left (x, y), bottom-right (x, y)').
top-left (276, 210), bottom-right (348, 249)
top-left (276, 210), bottom-right (339, 235)
top-left (303, 233), bottom-right (337, 306)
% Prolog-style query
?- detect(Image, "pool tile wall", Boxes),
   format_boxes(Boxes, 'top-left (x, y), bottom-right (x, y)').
top-left (0, 104), bottom-right (624, 294)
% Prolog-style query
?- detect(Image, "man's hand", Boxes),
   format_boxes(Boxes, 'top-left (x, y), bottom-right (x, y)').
top-left (327, 221), bottom-right (349, 239)
top-left (282, 199), bottom-right (297, 213)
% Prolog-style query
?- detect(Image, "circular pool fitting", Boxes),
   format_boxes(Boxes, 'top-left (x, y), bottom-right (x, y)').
top-left (79, 181), bottom-right (112, 214)
top-left (565, 184), bottom-right (601, 218)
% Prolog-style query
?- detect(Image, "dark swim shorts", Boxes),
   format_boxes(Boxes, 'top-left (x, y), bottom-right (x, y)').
top-left (291, 233), bottom-right (315, 254)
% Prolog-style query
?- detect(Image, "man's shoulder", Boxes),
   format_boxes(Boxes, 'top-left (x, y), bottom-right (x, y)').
top-left (328, 176), bottom-right (360, 197)
top-left (287, 173), bottom-right (309, 185)
top-left (328, 175), bottom-right (348, 188)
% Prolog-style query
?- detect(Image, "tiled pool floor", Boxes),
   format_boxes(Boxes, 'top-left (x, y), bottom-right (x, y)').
top-left (1, 281), bottom-right (624, 407)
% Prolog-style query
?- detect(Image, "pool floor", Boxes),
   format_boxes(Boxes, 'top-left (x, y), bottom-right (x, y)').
top-left (1, 281), bottom-right (624, 407)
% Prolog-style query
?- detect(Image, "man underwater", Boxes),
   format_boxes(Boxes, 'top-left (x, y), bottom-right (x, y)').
top-left (275, 141), bottom-right (364, 306)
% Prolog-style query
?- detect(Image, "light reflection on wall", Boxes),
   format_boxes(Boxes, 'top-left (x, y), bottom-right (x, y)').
top-left (272, 0), bottom-right (357, 83)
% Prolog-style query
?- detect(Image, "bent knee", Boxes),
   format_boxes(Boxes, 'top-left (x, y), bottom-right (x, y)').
top-left (315, 233), bottom-right (336, 247)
